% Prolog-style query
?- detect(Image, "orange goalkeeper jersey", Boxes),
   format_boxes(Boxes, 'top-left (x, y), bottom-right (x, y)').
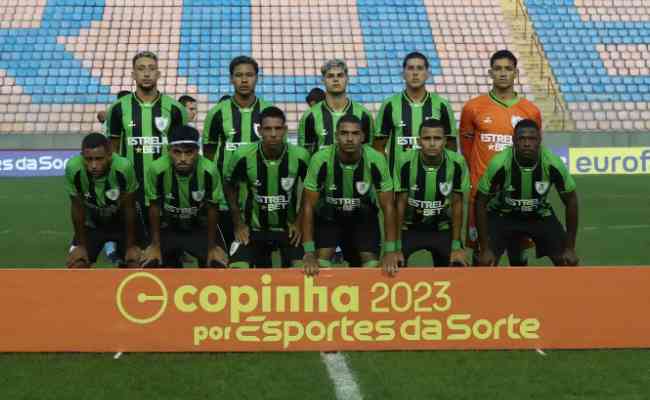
top-left (460, 92), bottom-right (542, 188)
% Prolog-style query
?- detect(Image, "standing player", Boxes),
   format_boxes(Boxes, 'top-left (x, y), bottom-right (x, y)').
top-left (475, 119), bottom-right (579, 267)
top-left (105, 51), bottom-right (188, 219)
top-left (224, 107), bottom-right (310, 268)
top-left (298, 59), bottom-right (374, 155)
top-left (178, 95), bottom-right (198, 125)
top-left (460, 49), bottom-right (542, 265)
top-left (65, 133), bottom-right (141, 267)
top-left (301, 115), bottom-right (402, 276)
top-left (395, 119), bottom-right (470, 267)
top-left (141, 126), bottom-right (228, 268)
top-left (373, 52), bottom-right (458, 177)
top-left (203, 56), bottom-right (273, 249)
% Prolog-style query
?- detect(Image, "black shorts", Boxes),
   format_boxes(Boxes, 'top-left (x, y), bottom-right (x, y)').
top-left (315, 214), bottom-right (381, 256)
top-left (160, 227), bottom-right (226, 268)
top-left (401, 227), bottom-right (452, 267)
top-left (487, 212), bottom-right (567, 260)
top-left (219, 209), bottom-right (235, 248)
top-left (230, 230), bottom-right (303, 268)
top-left (72, 224), bottom-right (146, 264)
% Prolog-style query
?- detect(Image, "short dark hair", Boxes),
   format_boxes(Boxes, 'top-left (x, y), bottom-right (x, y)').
top-left (260, 106), bottom-right (286, 126)
top-left (229, 55), bottom-right (259, 75)
top-left (178, 95), bottom-right (196, 106)
top-left (418, 118), bottom-right (446, 136)
top-left (403, 51), bottom-right (429, 69)
top-left (305, 87), bottom-right (326, 105)
top-left (490, 49), bottom-right (517, 68)
top-left (117, 90), bottom-right (130, 99)
top-left (514, 119), bottom-right (540, 137)
top-left (132, 51), bottom-right (158, 67)
top-left (336, 114), bottom-right (362, 132)
top-left (81, 132), bottom-right (110, 151)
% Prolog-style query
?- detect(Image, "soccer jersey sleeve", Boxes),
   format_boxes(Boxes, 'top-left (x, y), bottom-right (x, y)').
top-left (224, 149), bottom-right (246, 185)
top-left (64, 157), bottom-right (82, 197)
top-left (118, 158), bottom-right (139, 194)
top-left (208, 165), bottom-right (225, 205)
top-left (304, 152), bottom-right (328, 192)
top-left (105, 101), bottom-right (123, 139)
top-left (298, 109), bottom-right (317, 154)
top-left (360, 107), bottom-right (374, 144)
top-left (202, 105), bottom-right (224, 145)
top-left (370, 152), bottom-right (394, 192)
top-left (548, 156), bottom-right (576, 194)
top-left (440, 99), bottom-right (458, 138)
top-left (477, 156), bottom-right (506, 195)
top-left (145, 164), bottom-right (161, 204)
top-left (171, 101), bottom-right (189, 129)
top-left (374, 99), bottom-right (393, 139)
top-left (452, 156), bottom-right (471, 193)
top-left (459, 101), bottom-right (477, 163)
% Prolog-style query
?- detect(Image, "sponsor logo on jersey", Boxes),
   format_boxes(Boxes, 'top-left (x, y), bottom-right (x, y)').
top-left (479, 133), bottom-right (512, 152)
top-left (105, 188), bottom-right (120, 201)
top-left (326, 197), bottom-right (361, 211)
top-left (127, 137), bottom-right (167, 154)
top-left (408, 198), bottom-right (445, 216)
top-left (255, 194), bottom-right (289, 212)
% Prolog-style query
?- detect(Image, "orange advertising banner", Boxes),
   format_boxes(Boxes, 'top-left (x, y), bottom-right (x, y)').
top-left (1, 267), bottom-right (649, 352)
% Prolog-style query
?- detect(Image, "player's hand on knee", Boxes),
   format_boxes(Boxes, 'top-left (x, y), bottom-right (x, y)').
top-left (234, 223), bottom-right (250, 245)
top-left (140, 244), bottom-right (161, 267)
top-left (207, 246), bottom-right (228, 268)
top-left (124, 246), bottom-right (142, 268)
top-left (66, 246), bottom-right (90, 268)
top-left (303, 253), bottom-right (319, 276)
top-left (288, 223), bottom-right (302, 247)
top-left (450, 249), bottom-right (468, 267)
top-left (477, 249), bottom-right (496, 267)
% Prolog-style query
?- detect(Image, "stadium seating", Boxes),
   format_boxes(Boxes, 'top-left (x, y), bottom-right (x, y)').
top-left (525, 0), bottom-right (650, 130)
top-left (3, 0), bottom-right (647, 134)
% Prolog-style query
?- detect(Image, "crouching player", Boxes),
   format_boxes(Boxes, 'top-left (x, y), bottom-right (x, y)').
top-left (141, 125), bottom-right (228, 267)
top-left (301, 115), bottom-right (402, 276)
top-left (65, 133), bottom-right (142, 267)
top-left (475, 119), bottom-right (579, 266)
top-left (224, 106), bottom-right (310, 268)
top-left (395, 119), bottom-right (470, 266)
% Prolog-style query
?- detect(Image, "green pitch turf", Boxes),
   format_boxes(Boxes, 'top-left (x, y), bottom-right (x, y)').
top-left (0, 175), bottom-right (649, 399)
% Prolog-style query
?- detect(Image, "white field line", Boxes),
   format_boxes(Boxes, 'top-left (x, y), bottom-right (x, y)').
top-left (321, 352), bottom-right (363, 400)
top-left (582, 224), bottom-right (650, 231)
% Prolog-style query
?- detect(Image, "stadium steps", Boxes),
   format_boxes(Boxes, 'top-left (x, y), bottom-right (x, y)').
top-left (500, 0), bottom-right (576, 131)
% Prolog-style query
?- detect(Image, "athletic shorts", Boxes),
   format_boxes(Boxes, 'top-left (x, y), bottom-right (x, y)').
top-left (401, 227), bottom-right (452, 267)
top-left (71, 223), bottom-right (146, 264)
top-left (230, 230), bottom-right (303, 268)
top-left (160, 227), bottom-right (227, 268)
top-left (487, 212), bottom-right (567, 260)
top-left (314, 214), bottom-right (381, 259)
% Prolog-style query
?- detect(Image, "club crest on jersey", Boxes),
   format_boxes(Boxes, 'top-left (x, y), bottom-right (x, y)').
top-left (191, 190), bottom-right (205, 202)
top-left (535, 181), bottom-right (549, 195)
top-left (511, 115), bottom-right (524, 128)
top-left (356, 181), bottom-right (370, 195)
top-left (105, 188), bottom-right (120, 201)
top-left (439, 182), bottom-right (452, 196)
top-left (281, 177), bottom-right (295, 191)
top-left (155, 116), bottom-right (169, 131)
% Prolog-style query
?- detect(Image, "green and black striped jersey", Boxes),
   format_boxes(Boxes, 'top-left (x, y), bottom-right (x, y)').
top-left (304, 145), bottom-right (392, 220)
top-left (105, 92), bottom-right (188, 190)
top-left (145, 155), bottom-right (224, 231)
top-left (64, 154), bottom-right (139, 228)
top-left (375, 91), bottom-right (457, 174)
top-left (298, 99), bottom-right (374, 154)
top-left (225, 143), bottom-right (310, 232)
top-left (395, 149), bottom-right (470, 231)
top-left (477, 146), bottom-right (576, 217)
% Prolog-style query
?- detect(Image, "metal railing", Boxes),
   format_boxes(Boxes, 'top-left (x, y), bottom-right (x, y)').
top-left (513, 0), bottom-right (568, 130)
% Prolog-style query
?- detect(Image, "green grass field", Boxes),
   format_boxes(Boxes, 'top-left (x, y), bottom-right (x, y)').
top-left (0, 175), bottom-right (649, 399)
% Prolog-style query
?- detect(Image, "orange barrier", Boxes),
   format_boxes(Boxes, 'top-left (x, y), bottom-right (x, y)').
top-left (1, 268), bottom-right (649, 352)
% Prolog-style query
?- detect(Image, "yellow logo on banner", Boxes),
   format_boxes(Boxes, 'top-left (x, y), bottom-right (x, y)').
top-left (569, 147), bottom-right (650, 175)
top-left (116, 272), bottom-right (168, 324)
